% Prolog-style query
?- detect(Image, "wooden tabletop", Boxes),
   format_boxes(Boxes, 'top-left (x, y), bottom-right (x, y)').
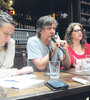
top-left (0, 68), bottom-right (90, 100)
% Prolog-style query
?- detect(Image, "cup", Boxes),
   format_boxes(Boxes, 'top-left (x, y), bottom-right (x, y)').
top-left (82, 58), bottom-right (89, 71)
top-left (49, 61), bottom-right (60, 79)
top-left (75, 59), bottom-right (83, 72)
top-left (85, 55), bottom-right (90, 71)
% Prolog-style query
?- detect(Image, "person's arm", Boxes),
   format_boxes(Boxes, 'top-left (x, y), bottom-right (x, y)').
top-left (27, 37), bottom-right (51, 71)
top-left (52, 35), bottom-right (71, 69)
top-left (31, 41), bottom-right (59, 71)
top-left (31, 53), bottom-right (49, 71)
top-left (7, 66), bottom-right (33, 75)
top-left (27, 36), bottom-right (65, 71)
top-left (57, 40), bottom-right (71, 69)
top-left (31, 44), bottom-right (58, 71)
top-left (16, 66), bottom-right (33, 75)
top-left (62, 48), bottom-right (71, 69)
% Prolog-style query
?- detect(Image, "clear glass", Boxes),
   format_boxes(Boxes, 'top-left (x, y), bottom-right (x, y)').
top-left (85, 55), bottom-right (90, 71)
top-left (75, 59), bottom-right (83, 72)
top-left (49, 61), bottom-right (60, 79)
top-left (82, 59), bottom-right (89, 72)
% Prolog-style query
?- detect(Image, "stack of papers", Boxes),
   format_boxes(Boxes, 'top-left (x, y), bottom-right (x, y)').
top-left (0, 74), bottom-right (44, 89)
top-left (0, 69), bottom-right (17, 78)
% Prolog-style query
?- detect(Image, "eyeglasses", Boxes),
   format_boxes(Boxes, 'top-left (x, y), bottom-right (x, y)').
top-left (73, 29), bottom-right (82, 33)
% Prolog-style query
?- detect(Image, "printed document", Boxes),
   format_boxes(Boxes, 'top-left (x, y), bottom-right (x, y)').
top-left (0, 74), bottom-right (44, 89)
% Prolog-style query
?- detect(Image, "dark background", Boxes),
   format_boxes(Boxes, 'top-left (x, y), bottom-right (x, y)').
top-left (13, 0), bottom-right (70, 39)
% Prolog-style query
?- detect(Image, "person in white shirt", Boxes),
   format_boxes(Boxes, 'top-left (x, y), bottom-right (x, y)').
top-left (0, 11), bottom-right (33, 75)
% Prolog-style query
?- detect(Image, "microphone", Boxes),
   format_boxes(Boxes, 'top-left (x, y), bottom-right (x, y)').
top-left (52, 36), bottom-right (66, 54)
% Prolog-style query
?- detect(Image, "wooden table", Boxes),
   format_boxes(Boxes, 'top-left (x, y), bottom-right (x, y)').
top-left (0, 68), bottom-right (90, 100)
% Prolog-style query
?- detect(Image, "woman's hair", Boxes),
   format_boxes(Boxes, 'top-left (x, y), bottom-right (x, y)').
top-left (65, 22), bottom-right (87, 49)
top-left (36, 15), bottom-right (58, 38)
top-left (0, 11), bottom-right (16, 27)
top-left (0, 11), bottom-right (16, 50)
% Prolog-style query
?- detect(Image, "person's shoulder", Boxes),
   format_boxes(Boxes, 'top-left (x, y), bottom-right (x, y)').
top-left (85, 42), bottom-right (90, 47)
top-left (85, 42), bottom-right (90, 46)
top-left (67, 45), bottom-right (71, 49)
top-left (8, 38), bottom-right (15, 47)
top-left (67, 45), bottom-right (73, 52)
top-left (8, 38), bottom-right (15, 44)
top-left (28, 36), bottom-right (39, 42)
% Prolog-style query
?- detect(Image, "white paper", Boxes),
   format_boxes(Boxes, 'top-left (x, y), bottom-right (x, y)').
top-left (0, 69), bottom-right (17, 78)
top-left (0, 74), bottom-right (44, 89)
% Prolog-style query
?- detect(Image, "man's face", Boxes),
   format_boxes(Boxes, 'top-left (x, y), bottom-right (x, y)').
top-left (0, 23), bottom-right (15, 46)
top-left (40, 23), bottom-right (56, 46)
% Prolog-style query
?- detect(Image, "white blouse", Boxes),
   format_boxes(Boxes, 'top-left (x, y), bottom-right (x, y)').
top-left (0, 38), bottom-right (15, 68)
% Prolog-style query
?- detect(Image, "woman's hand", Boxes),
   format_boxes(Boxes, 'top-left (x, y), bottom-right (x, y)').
top-left (16, 66), bottom-right (33, 75)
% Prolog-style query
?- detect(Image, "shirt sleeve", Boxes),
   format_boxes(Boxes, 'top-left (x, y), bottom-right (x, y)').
top-left (27, 38), bottom-right (43, 60)
top-left (85, 43), bottom-right (90, 55)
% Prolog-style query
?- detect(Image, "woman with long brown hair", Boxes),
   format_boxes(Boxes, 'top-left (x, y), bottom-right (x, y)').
top-left (65, 22), bottom-right (90, 67)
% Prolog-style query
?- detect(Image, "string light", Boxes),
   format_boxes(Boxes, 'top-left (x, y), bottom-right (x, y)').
top-left (53, 13), bottom-right (55, 19)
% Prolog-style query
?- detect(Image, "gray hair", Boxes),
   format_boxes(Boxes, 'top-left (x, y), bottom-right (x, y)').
top-left (36, 15), bottom-right (58, 37)
top-left (0, 11), bottom-right (16, 27)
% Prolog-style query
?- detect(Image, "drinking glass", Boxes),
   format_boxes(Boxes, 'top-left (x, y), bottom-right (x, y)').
top-left (49, 61), bottom-right (60, 80)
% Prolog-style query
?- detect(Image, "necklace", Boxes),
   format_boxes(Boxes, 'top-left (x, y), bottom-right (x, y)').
top-left (72, 45), bottom-right (85, 55)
